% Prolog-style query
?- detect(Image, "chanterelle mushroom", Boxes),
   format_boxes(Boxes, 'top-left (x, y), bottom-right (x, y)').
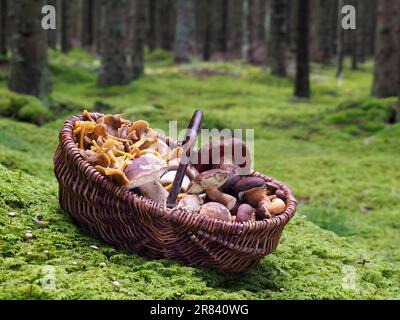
top-left (187, 169), bottom-right (237, 210)
top-left (124, 154), bottom-right (168, 203)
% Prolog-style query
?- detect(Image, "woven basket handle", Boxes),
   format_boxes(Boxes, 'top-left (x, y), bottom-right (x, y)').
top-left (167, 109), bottom-right (203, 207)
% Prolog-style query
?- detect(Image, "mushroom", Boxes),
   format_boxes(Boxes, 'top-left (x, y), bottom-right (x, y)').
top-left (275, 189), bottom-right (286, 201)
top-left (232, 177), bottom-right (266, 201)
top-left (235, 204), bottom-right (256, 222)
top-left (167, 158), bottom-right (199, 180)
top-left (232, 177), bottom-right (285, 216)
top-left (160, 170), bottom-right (191, 192)
top-left (177, 194), bottom-right (204, 212)
top-left (199, 202), bottom-right (231, 222)
top-left (187, 169), bottom-right (237, 210)
top-left (196, 138), bottom-right (252, 176)
top-left (267, 198), bottom-right (286, 215)
top-left (124, 154), bottom-right (168, 203)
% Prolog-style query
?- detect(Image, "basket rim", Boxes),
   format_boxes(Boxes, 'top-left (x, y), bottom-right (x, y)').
top-left (57, 112), bottom-right (297, 236)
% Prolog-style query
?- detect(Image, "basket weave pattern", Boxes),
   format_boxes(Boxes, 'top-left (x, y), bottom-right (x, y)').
top-left (54, 113), bottom-right (297, 272)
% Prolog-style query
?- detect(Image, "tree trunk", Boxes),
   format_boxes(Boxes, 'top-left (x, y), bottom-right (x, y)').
top-left (92, 0), bottom-right (102, 53)
top-left (61, 0), bottom-right (73, 53)
top-left (294, 0), bottom-right (310, 98)
top-left (8, 0), bottom-right (52, 98)
top-left (269, 0), bottom-right (287, 76)
top-left (97, 0), bottom-right (130, 87)
top-left (203, 0), bottom-right (212, 61)
top-left (220, 0), bottom-right (229, 54)
top-left (148, 0), bottom-right (163, 51)
top-left (335, 0), bottom-right (344, 79)
top-left (242, 0), bottom-right (252, 62)
top-left (0, 0), bottom-right (7, 55)
top-left (81, 0), bottom-right (94, 48)
top-left (316, 0), bottom-right (335, 65)
top-left (372, 0), bottom-right (400, 98)
top-left (174, 0), bottom-right (193, 63)
top-left (131, 0), bottom-right (147, 79)
top-left (46, 0), bottom-right (58, 49)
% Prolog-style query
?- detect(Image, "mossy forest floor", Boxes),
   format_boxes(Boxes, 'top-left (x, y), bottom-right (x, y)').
top-left (0, 50), bottom-right (399, 299)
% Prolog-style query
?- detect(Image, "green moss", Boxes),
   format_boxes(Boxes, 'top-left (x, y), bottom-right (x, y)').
top-left (0, 51), bottom-right (399, 299)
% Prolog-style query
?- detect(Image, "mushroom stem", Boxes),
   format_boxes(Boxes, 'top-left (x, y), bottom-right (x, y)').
top-left (139, 181), bottom-right (169, 204)
top-left (205, 185), bottom-right (237, 210)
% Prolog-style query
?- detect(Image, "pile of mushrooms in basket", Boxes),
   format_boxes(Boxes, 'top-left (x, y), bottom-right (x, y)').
top-left (74, 110), bottom-right (287, 223)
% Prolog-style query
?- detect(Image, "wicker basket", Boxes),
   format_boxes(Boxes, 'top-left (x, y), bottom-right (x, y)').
top-left (54, 112), bottom-right (297, 272)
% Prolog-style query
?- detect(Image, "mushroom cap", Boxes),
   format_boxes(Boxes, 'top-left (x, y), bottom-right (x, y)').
top-left (124, 154), bottom-right (167, 189)
top-left (232, 177), bottom-right (265, 194)
top-left (177, 194), bottom-right (204, 212)
top-left (187, 169), bottom-right (229, 194)
top-left (199, 202), bottom-right (231, 222)
top-left (195, 137), bottom-right (252, 175)
top-left (236, 203), bottom-right (256, 222)
top-left (160, 170), bottom-right (191, 192)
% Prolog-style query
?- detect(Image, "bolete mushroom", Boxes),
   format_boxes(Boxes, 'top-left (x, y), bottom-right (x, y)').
top-left (124, 154), bottom-right (168, 203)
top-left (160, 170), bottom-right (191, 192)
top-left (235, 204), bottom-right (256, 222)
top-left (196, 138), bottom-right (252, 176)
top-left (187, 169), bottom-right (237, 210)
top-left (177, 194), bottom-right (204, 212)
top-left (199, 202), bottom-right (231, 222)
top-left (232, 177), bottom-right (285, 216)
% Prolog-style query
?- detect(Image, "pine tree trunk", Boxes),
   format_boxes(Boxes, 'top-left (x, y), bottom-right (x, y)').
top-left (92, 0), bottom-right (102, 54)
top-left (0, 0), bottom-right (7, 55)
top-left (372, 0), bottom-right (400, 98)
top-left (97, 0), bottom-right (130, 87)
top-left (81, 0), bottom-right (93, 48)
top-left (8, 0), bottom-right (52, 98)
top-left (131, 0), bottom-right (146, 78)
top-left (335, 0), bottom-right (344, 79)
top-left (174, 0), bottom-right (193, 63)
top-left (46, 0), bottom-right (57, 49)
top-left (203, 0), bottom-right (212, 61)
top-left (316, 0), bottom-right (335, 65)
top-left (294, 0), bottom-right (310, 98)
top-left (242, 0), bottom-right (252, 63)
top-left (61, 0), bottom-right (73, 53)
top-left (269, 0), bottom-right (287, 76)
top-left (220, 0), bottom-right (229, 54)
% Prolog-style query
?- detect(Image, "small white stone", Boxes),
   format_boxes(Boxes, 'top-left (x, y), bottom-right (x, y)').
top-left (112, 280), bottom-right (120, 287)
top-left (90, 245), bottom-right (99, 250)
top-left (8, 212), bottom-right (16, 217)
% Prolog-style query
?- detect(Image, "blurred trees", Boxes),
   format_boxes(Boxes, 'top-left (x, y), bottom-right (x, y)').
top-left (0, 0), bottom-right (8, 56)
top-left (2, 0), bottom-right (399, 102)
top-left (8, 0), bottom-right (51, 98)
top-left (372, 0), bottom-right (400, 98)
top-left (97, 0), bottom-right (130, 87)
top-left (174, 0), bottom-right (193, 63)
top-left (294, 0), bottom-right (310, 98)
top-left (269, 0), bottom-right (287, 77)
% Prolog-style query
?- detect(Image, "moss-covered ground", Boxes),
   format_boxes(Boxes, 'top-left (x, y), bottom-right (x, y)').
top-left (0, 49), bottom-right (399, 299)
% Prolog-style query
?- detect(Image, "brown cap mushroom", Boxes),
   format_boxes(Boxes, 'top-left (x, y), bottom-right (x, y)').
top-left (187, 169), bottom-right (237, 210)
top-left (196, 138), bottom-right (252, 176)
top-left (124, 154), bottom-right (168, 203)
top-left (177, 194), bottom-right (204, 212)
top-left (266, 198), bottom-right (286, 215)
top-left (235, 204), bottom-right (256, 222)
top-left (232, 177), bottom-right (265, 199)
top-left (199, 202), bottom-right (232, 222)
